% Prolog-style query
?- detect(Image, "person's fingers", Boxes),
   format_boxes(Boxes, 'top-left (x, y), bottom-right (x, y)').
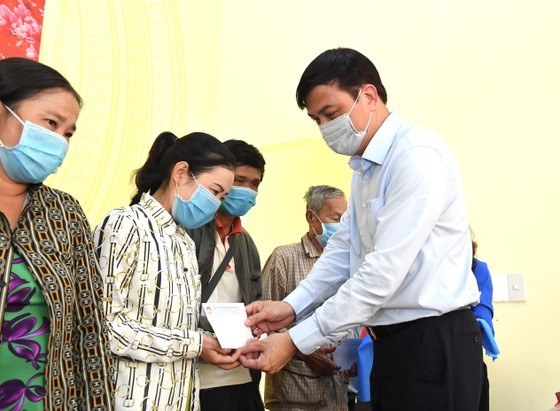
top-left (240, 353), bottom-right (271, 372)
top-left (321, 345), bottom-right (337, 354)
top-left (245, 301), bottom-right (279, 328)
top-left (218, 360), bottom-right (241, 370)
top-left (239, 354), bottom-right (259, 369)
top-left (229, 348), bottom-right (242, 362)
top-left (241, 340), bottom-right (264, 355)
top-left (210, 349), bottom-right (241, 365)
top-left (245, 337), bottom-right (259, 345)
top-left (245, 300), bottom-right (265, 317)
top-left (249, 325), bottom-right (264, 337)
top-left (244, 309), bottom-right (267, 327)
top-left (212, 347), bottom-right (228, 355)
top-left (328, 360), bottom-right (341, 371)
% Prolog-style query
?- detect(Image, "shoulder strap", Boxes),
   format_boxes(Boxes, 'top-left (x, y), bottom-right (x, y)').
top-left (201, 235), bottom-right (238, 303)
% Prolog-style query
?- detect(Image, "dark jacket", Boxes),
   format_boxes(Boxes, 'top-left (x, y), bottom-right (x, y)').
top-left (187, 219), bottom-right (262, 307)
top-left (188, 219), bottom-right (264, 388)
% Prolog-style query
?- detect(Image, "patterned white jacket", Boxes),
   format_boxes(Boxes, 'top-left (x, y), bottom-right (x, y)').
top-left (94, 193), bottom-right (202, 411)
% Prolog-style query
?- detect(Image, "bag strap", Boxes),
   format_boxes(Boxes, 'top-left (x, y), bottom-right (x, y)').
top-left (201, 235), bottom-right (238, 303)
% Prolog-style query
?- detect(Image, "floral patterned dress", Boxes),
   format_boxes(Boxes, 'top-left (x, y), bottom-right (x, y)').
top-left (0, 252), bottom-right (50, 410)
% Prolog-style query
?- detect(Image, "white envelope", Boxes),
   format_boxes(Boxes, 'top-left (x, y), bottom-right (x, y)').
top-left (333, 337), bottom-right (361, 371)
top-left (202, 303), bottom-right (253, 349)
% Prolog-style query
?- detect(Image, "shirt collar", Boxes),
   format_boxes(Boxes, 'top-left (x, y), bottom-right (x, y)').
top-left (216, 215), bottom-right (243, 238)
top-left (139, 192), bottom-right (177, 235)
top-left (301, 233), bottom-right (321, 258)
top-left (349, 111), bottom-right (403, 172)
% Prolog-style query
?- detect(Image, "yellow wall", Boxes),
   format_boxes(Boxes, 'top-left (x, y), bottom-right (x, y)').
top-left (41, 1), bottom-right (560, 409)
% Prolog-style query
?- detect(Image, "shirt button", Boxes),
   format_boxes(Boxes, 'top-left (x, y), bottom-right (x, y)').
top-left (362, 203), bottom-right (367, 208)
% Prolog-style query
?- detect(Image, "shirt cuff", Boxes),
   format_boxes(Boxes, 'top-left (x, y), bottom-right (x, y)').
top-left (284, 287), bottom-right (313, 321)
top-left (288, 315), bottom-right (328, 355)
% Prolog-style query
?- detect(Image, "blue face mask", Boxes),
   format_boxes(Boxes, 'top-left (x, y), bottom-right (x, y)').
top-left (311, 210), bottom-right (341, 248)
top-left (0, 104), bottom-right (69, 184)
top-left (219, 185), bottom-right (257, 217)
top-left (172, 174), bottom-right (221, 229)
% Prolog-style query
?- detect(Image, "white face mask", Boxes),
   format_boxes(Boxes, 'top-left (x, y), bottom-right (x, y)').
top-left (319, 88), bottom-right (373, 156)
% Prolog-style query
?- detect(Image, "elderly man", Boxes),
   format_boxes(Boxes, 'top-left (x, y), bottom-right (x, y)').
top-left (262, 185), bottom-right (348, 411)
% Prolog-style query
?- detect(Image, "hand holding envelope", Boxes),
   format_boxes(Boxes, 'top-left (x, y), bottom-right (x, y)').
top-left (200, 333), bottom-right (241, 370)
top-left (333, 338), bottom-right (361, 372)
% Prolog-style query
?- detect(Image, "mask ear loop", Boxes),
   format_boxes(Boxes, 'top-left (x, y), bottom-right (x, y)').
top-left (311, 224), bottom-right (321, 238)
top-left (363, 110), bottom-right (374, 135)
top-left (310, 209), bottom-right (325, 239)
top-left (348, 88), bottom-right (373, 135)
top-left (348, 88), bottom-right (364, 116)
top-left (1, 105), bottom-right (24, 148)
top-left (311, 209), bottom-right (324, 225)
top-left (176, 172), bottom-right (198, 199)
top-left (3, 104), bottom-right (25, 125)
top-left (190, 172), bottom-right (201, 187)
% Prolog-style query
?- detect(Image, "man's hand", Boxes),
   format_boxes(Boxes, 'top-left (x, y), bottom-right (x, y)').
top-left (239, 332), bottom-right (297, 374)
top-left (244, 300), bottom-right (296, 336)
top-left (343, 361), bottom-right (358, 380)
top-left (200, 334), bottom-right (241, 370)
top-left (295, 345), bottom-right (341, 376)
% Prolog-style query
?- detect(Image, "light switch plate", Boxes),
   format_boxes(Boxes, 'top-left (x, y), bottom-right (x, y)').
top-left (507, 273), bottom-right (526, 301)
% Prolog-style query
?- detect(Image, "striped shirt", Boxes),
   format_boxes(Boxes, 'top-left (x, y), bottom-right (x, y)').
top-left (94, 193), bottom-right (202, 411)
top-left (262, 234), bottom-right (348, 411)
top-left (0, 184), bottom-right (114, 410)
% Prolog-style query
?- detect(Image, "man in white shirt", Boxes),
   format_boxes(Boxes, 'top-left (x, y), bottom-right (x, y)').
top-left (240, 48), bottom-right (483, 411)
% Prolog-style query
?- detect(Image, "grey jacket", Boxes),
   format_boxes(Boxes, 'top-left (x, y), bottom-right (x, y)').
top-left (187, 219), bottom-right (262, 308)
top-left (188, 219), bottom-right (264, 388)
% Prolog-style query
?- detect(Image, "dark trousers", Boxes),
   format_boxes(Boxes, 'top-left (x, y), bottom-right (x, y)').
top-left (479, 362), bottom-right (490, 411)
top-left (370, 309), bottom-right (483, 411)
top-left (200, 380), bottom-right (264, 411)
top-left (348, 391), bottom-right (372, 411)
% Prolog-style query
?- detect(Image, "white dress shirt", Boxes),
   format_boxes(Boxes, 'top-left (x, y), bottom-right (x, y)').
top-left (286, 112), bottom-right (480, 354)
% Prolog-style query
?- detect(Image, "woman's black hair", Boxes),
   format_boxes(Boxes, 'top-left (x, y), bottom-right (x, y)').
top-left (0, 57), bottom-right (82, 108)
top-left (130, 131), bottom-right (235, 205)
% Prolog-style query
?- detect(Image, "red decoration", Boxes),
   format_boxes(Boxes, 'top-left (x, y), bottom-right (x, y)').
top-left (0, 0), bottom-right (45, 60)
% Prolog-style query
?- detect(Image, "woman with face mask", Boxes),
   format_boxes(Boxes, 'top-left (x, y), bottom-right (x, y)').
top-left (93, 131), bottom-right (241, 411)
top-left (0, 58), bottom-right (114, 410)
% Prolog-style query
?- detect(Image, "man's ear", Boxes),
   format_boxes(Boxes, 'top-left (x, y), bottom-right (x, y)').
top-left (361, 84), bottom-right (379, 108)
top-left (172, 161), bottom-right (190, 185)
top-left (305, 209), bottom-right (314, 224)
